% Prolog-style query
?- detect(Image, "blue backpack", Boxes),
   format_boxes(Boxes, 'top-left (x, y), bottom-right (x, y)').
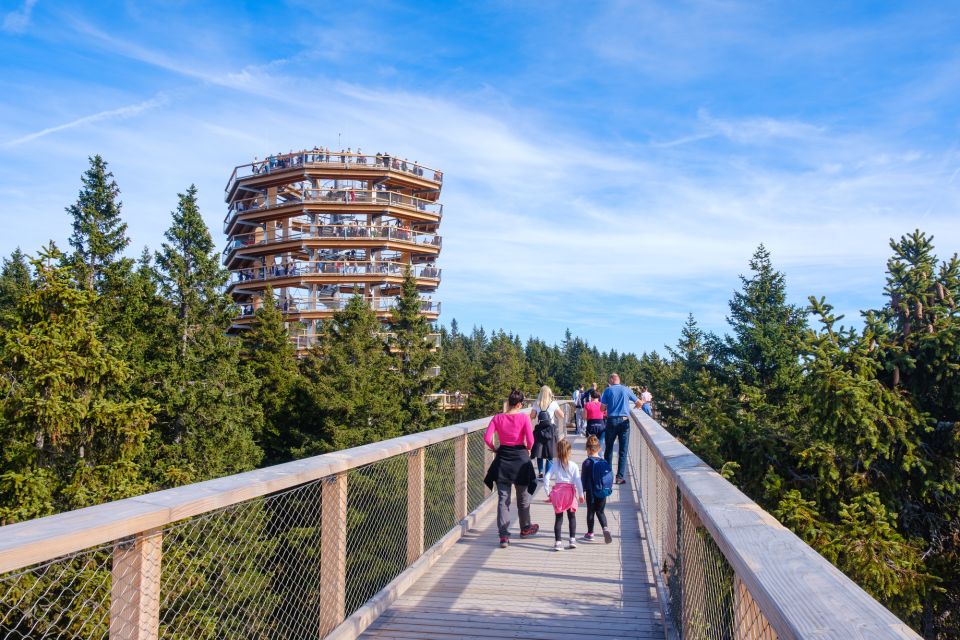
top-left (589, 457), bottom-right (614, 498)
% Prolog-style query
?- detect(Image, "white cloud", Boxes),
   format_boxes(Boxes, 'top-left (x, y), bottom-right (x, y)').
top-left (3, 95), bottom-right (167, 147)
top-left (2, 0), bottom-right (37, 33)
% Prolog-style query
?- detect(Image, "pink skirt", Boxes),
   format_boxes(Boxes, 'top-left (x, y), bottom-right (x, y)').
top-left (550, 482), bottom-right (578, 513)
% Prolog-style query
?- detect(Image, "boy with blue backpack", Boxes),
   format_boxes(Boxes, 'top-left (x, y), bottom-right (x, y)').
top-left (580, 435), bottom-right (614, 543)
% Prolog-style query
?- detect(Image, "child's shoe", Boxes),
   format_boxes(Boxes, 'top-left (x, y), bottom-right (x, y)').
top-left (568, 537), bottom-right (577, 549)
top-left (603, 528), bottom-right (613, 544)
top-left (553, 540), bottom-right (563, 552)
top-left (499, 536), bottom-right (509, 548)
top-left (581, 533), bottom-right (595, 542)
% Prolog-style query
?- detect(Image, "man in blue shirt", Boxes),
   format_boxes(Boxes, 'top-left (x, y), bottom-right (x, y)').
top-left (600, 373), bottom-right (641, 484)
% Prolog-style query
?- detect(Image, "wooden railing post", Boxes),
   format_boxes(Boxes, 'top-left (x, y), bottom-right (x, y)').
top-left (110, 529), bottom-right (162, 640)
top-left (454, 435), bottom-right (469, 522)
top-left (406, 448), bottom-right (425, 565)
top-left (319, 472), bottom-right (348, 637)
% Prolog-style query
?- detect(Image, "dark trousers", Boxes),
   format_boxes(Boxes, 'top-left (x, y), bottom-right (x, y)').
top-left (554, 510), bottom-right (576, 541)
top-left (586, 495), bottom-right (608, 533)
top-left (496, 481), bottom-right (531, 537)
top-left (604, 417), bottom-right (630, 480)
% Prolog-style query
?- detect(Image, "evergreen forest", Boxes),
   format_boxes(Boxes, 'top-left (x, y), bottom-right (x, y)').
top-left (0, 156), bottom-right (957, 638)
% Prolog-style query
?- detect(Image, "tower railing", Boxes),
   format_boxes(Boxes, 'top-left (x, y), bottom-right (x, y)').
top-left (0, 418), bottom-right (493, 640)
top-left (236, 297), bottom-right (440, 318)
top-left (228, 261), bottom-right (441, 286)
top-left (224, 190), bottom-right (443, 234)
top-left (226, 153), bottom-right (444, 198)
top-left (627, 409), bottom-right (921, 640)
top-left (222, 225), bottom-right (441, 260)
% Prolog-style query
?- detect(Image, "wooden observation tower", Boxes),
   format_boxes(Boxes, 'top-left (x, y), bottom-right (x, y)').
top-left (222, 149), bottom-right (443, 351)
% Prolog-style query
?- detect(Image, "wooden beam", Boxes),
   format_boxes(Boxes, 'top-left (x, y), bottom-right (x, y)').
top-left (319, 473), bottom-right (348, 637)
top-left (453, 435), bottom-right (469, 522)
top-left (109, 529), bottom-right (162, 640)
top-left (406, 449), bottom-right (425, 565)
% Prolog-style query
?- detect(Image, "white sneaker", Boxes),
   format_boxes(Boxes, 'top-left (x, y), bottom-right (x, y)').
top-left (554, 541), bottom-right (563, 552)
top-left (568, 537), bottom-right (577, 549)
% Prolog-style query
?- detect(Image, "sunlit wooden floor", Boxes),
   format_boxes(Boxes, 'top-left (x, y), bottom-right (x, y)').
top-left (361, 436), bottom-right (665, 639)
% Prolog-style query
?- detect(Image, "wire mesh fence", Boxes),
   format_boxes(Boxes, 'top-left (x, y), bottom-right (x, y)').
top-left (630, 417), bottom-right (778, 640)
top-left (423, 440), bottom-right (457, 550)
top-left (0, 542), bottom-right (113, 639)
top-left (0, 423), bottom-right (496, 639)
top-left (344, 454), bottom-right (408, 617)
top-left (466, 429), bottom-right (489, 513)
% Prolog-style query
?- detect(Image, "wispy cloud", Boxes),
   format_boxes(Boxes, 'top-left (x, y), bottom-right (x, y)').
top-left (3, 95), bottom-right (167, 147)
top-left (2, 0), bottom-right (37, 33)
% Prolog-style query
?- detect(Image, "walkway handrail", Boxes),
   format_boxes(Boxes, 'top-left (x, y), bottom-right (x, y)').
top-left (224, 224), bottom-right (441, 252)
top-left (628, 409), bottom-right (920, 639)
top-left (0, 417), bottom-right (494, 639)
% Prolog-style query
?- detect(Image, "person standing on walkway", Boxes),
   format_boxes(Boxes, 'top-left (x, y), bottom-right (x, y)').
top-left (541, 439), bottom-right (584, 551)
top-left (573, 384), bottom-right (586, 436)
top-left (483, 389), bottom-right (540, 548)
top-left (529, 385), bottom-right (563, 478)
top-left (600, 373), bottom-right (641, 485)
top-left (640, 386), bottom-right (654, 417)
top-left (583, 389), bottom-right (606, 452)
top-left (580, 435), bottom-right (613, 544)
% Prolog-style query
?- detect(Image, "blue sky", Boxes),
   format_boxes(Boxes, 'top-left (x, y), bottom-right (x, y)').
top-left (2, 1), bottom-right (959, 356)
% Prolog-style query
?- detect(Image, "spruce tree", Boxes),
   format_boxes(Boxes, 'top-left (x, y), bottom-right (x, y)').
top-left (387, 268), bottom-right (442, 434)
top-left (0, 245), bottom-right (153, 522)
top-left (0, 248), bottom-right (31, 325)
top-left (241, 286), bottom-right (300, 464)
top-left (295, 294), bottom-right (404, 453)
top-left (148, 186), bottom-right (263, 485)
top-left (474, 330), bottom-right (528, 416)
top-left (65, 155), bottom-right (131, 292)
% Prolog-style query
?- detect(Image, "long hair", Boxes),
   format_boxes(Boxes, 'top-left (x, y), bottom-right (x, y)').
top-left (535, 385), bottom-right (554, 411)
top-left (556, 439), bottom-right (572, 468)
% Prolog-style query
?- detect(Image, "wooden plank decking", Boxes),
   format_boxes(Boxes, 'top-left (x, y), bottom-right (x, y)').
top-left (361, 436), bottom-right (665, 639)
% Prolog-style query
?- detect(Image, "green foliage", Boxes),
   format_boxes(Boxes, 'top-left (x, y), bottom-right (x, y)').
top-left (388, 267), bottom-right (442, 433)
top-left (0, 246), bottom-right (153, 523)
top-left (658, 238), bottom-right (958, 637)
top-left (146, 186), bottom-right (263, 485)
top-left (65, 155), bottom-right (131, 292)
top-left (293, 294), bottom-right (404, 453)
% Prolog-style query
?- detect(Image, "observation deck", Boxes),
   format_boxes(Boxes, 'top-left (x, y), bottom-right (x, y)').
top-left (222, 150), bottom-right (443, 347)
top-left (0, 410), bottom-right (921, 640)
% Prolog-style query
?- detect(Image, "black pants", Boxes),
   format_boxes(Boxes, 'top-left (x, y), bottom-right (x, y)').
top-left (554, 510), bottom-right (576, 541)
top-left (586, 495), bottom-right (607, 533)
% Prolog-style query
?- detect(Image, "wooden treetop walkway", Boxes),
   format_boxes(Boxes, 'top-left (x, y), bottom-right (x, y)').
top-left (362, 437), bottom-right (665, 639)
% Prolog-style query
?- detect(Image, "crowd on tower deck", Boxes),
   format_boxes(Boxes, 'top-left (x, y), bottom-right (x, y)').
top-left (483, 375), bottom-right (655, 550)
top-left (246, 148), bottom-right (443, 182)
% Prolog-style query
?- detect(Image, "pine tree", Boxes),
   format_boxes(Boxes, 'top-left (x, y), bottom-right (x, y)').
top-left (241, 286), bottom-right (300, 464)
top-left (0, 245), bottom-right (153, 523)
top-left (387, 268), bottom-right (442, 434)
top-left (474, 330), bottom-right (528, 416)
top-left (65, 155), bottom-right (131, 292)
top-left (295, 293), bottom-right (404, 453)
top-left (148, 186), bottom-right (263, 485)
top-left (0, 248), bottom-right (31, 325)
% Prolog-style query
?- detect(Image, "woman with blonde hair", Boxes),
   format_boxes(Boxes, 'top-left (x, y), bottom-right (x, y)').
top-left (529, 385), bottom-right (563, 478)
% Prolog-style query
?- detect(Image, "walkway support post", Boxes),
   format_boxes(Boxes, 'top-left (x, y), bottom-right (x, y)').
top-left (454, 435), bottom-right (469, 522)
top-left (319, 472), bottom-right (348, 637)
top-left (406, 448), bottom-right (425, 565)
top-left (110, 528), bottom-right (162, 640)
